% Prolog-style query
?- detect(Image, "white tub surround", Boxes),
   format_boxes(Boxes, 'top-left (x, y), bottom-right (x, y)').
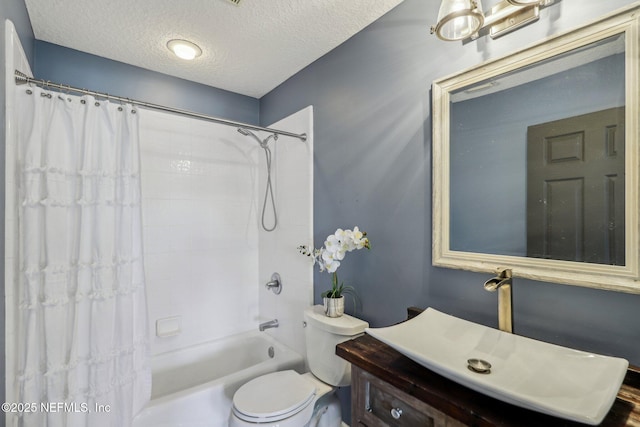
top-left (4, 20), bottom-right (33, 427)
top-left (258, 106), bottom-right (314, 359)
top-left (139, 106), bottom-right (313, 357)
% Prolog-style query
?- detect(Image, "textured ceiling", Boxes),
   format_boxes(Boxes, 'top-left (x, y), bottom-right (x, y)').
top-left (25, 0), bottom-right (404, 98)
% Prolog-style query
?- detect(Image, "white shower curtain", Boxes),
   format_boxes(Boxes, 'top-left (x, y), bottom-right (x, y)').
top-left (14, 86), bottom-right (151, 427)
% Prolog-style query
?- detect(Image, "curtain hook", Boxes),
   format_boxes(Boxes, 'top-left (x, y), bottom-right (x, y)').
top-left (118, 95), bottom-right (129, 112)
top-left (42, 81), bottom-right (52, 99)
top-left (128, 98), bottom-right (137, 114)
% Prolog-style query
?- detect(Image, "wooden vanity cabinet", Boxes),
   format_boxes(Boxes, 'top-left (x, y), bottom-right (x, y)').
top-left (352, 365), bottom-right (465, 427)
top-left (337, 327), bottom-right (640, 427)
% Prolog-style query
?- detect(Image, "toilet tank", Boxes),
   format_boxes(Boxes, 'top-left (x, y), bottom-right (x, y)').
top-left (303, 305), bottom-right (369, 387)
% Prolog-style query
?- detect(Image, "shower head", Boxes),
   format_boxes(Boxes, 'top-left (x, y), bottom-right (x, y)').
top-left (237, 127), bottom-right (263, 146)
top-left (237, 128), bottom-right (277, 147)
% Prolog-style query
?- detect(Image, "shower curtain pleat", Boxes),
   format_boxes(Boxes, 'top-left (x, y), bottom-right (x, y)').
top-left (14, 87), bottom-right (151, 427)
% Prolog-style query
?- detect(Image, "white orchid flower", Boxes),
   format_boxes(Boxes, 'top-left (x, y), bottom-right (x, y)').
top-left (324, 234), bottom-right (341, 252)
top-left (334, 228), bottom-right (347, 239)
top-left (324, 259), bottom-right (340, 273)
top-left (320, 249), bottom-right (341, 272)
top-left (299, 226), bottom-right (370, 296)
top-left (352, 226), bottom-right (369, 249)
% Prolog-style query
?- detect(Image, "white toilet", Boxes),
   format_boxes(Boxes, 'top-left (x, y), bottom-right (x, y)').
top-left (229, 305), bottom-right (368, 427)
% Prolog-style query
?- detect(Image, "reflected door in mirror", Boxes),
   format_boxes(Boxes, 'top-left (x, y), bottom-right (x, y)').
top-left (526, 107), bottom-right (625, 265)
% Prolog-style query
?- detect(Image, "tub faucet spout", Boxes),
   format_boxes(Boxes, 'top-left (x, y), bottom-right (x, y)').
top-left (259, 319), bottom-right (279, 331)
top-left (483, 268), bottom-right (513, 334)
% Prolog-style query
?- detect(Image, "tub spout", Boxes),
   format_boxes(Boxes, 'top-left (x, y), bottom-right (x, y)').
top-left (484, 268), bottom-right (513, 334)
top-left (259, 319), bottom-right (279, 331)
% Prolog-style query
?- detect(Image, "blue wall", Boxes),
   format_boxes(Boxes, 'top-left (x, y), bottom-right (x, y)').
top-left (260, 0), bottom-right (640, 361)
top-left (33, 41), bottom-right (260, 125)
top-left (1, 0), bottom-right (34, 408)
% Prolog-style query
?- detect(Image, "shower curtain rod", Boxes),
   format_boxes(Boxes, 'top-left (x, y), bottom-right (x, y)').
top-left (14, 70), bottom-right (307, 142)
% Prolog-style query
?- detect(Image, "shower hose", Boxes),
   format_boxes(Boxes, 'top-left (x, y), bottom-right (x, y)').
top-left (260, 138), bottom-right (277, 232)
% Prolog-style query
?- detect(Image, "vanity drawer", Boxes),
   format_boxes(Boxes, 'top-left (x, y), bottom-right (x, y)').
top-left (352, 366), bottom-right (465, 427)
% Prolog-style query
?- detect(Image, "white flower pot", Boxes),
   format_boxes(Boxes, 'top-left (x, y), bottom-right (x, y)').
top-left (323, 296), bottom-right (345, 317)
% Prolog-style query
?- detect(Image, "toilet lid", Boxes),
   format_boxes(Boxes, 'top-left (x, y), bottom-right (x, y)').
top-left (232, 370), bottom-right (316, 422)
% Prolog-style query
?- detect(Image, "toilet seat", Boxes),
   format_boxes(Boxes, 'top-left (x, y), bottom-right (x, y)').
top-left (232, 370), bottom-right (316, 423)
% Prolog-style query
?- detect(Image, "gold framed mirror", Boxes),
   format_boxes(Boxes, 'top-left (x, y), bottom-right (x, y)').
top-left (432, 4), bottom-right (640, 292)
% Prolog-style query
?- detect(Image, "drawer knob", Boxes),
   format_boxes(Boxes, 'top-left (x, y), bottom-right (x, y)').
top-left (391, 407), bottom-right (403, 419)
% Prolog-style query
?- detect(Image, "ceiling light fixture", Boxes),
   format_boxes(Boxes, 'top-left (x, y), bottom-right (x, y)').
top-left (167, 39), bottom-right (202, 60)
top-left (431, 0), bottom-right (555, 41)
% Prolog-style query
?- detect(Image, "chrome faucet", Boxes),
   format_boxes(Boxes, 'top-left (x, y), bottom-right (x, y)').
top-left (259, 319), bottom-right (279, 331)
top-left (483, 268), bottom-right (513, 334)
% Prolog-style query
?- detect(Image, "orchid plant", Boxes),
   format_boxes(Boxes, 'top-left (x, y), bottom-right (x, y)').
top-left (298, 227), bottom-right (371, 299)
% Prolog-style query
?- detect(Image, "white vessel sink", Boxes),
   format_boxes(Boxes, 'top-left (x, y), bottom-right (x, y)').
top-left (365, 308), bottom-right (628, 425)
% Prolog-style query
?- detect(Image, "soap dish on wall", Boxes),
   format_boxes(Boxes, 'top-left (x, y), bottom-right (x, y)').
top-left (156, 316), bottom-right (182, 337)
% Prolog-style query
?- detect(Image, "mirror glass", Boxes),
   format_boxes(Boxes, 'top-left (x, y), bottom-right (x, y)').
top-left (449, 35), bottom-right (625, 265)
top-left (431, 6), bottom-right (640, 292)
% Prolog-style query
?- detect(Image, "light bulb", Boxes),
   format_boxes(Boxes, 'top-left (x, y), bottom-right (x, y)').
top-left (167, 39), bottom-right (202, 60)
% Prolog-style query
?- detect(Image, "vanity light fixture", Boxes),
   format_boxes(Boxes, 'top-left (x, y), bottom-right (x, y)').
top-left (431, 0), bottom-right (484, 42)
top-left (431, 0), bottom-right (554, 41)
top-left (167, 39), bottom-right (202, 60)
top-left (505, 0), bottom-right (545, 5)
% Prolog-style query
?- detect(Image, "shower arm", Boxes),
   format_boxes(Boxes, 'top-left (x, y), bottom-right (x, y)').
top-left (14, 70), bottom-right (307, 142)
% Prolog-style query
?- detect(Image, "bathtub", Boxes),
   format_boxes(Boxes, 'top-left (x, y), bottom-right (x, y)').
top-left (133, 331), bottom-right (305, 427)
